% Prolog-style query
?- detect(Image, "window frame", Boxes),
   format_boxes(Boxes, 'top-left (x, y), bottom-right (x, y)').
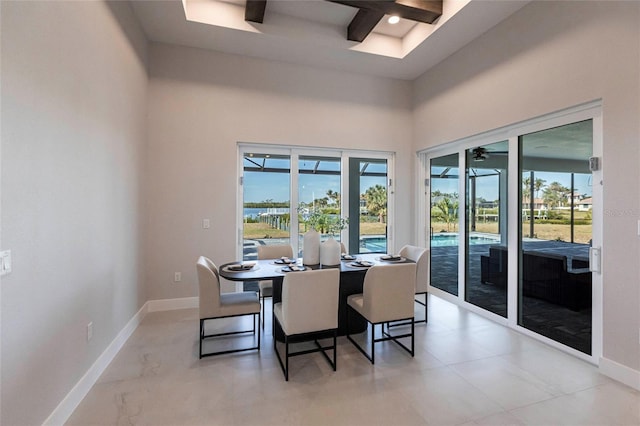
top-left (237, 143), bottom-right (395, 260)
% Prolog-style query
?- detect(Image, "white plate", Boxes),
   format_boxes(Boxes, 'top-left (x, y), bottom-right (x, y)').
top-left (377, 255), bottom-right (405, 262)
top-left (348, 261), bottom-right (373, 268)
top-left (281, 265), bottom-right (307, 272)
top-left (224, 262), bottom-right (257, 272)
top-left (273, 258), bottom-right (297, 265)
top-left (341, 254), bottom-right (358, 261)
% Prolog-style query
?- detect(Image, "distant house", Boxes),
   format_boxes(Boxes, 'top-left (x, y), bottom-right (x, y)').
top-left (523, 198), bottom-right (546, 210)
top-left (522, 198), bottom-right (548, 219)
top-left (578, 197), bottom-right (593, 211)
top-left (359, 196), bottom-right (368, 214)
top-left (567, 191), bottom-right (583, 205)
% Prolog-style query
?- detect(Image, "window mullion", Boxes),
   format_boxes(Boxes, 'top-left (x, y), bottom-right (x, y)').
top-left (290, 152), bottom-right (300, 256)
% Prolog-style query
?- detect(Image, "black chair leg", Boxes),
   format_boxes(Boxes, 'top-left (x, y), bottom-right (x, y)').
top-left (370, 323), bottom-right (375, 365)
top-left (285, 335), bottom-right (289, 381)
top-left (346, 305), bottom-right (376, 364)
top-left (199, 319), bottom-right (204, 359)
top-left (260, 291), bottom-right (264, 328)
top-left (411, 318), bottom-right (415, 356)
top-left (333, 331), bottom-right (337, 371)
top-left (199, 312), bottom-right (261, 358)
top-left (415, 293), bottom-right (428, 323)
top-left (257, 312), bottom-right (261, 350)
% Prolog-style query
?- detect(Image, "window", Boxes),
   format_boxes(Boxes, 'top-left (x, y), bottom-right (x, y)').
top-left (238, 145), bottom-right (394, 260)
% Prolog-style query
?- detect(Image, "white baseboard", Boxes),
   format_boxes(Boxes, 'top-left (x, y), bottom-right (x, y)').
top-left (43, 301), bottom-right (149, 425)
top-left (147, 296), bottom-right (198, 312)
top-left (42, 296), bottom-right (198, 425)
top-left (600, 356), bottom-right (640, 390)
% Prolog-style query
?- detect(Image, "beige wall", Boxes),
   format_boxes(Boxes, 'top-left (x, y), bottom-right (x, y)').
top-left (0, 2), bottom-right (148, 424)
top-left (3, 1), bottom-right (639, 424)
top-left (145, 43), bottom-right (414, 301)
top-left (413, 1), bottom-right (640, 371)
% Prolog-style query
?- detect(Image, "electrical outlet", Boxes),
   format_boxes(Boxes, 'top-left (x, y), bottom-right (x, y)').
top-left (203, 219), bottom-right (211, 229)
top-left (87, 322), bottom-right (93, 341)
top-left (174, 272), bottom-right (182, 282)
top-left (0, 250), bottom-right (11, 276)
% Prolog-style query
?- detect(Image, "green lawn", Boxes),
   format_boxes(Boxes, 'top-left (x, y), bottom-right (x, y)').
top-left (243, 221), bottom-right (387, 240)
top-left (431, 220), bottom-right (592, 244)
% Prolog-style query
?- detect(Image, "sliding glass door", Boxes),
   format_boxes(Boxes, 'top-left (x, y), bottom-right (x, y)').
top-left (422, 105), bottom-right (601, 360)
top-left (348, 158), bottom-right (388, 254)
top-left (298, 155), bottom-right (342, 256)
top-left (242, 152), bottom-right (291, 260)
top-left (430, 153), bottom-right (459, 296)
top-left (518, 120), bottom-right (593, 355)
top-left (465, 141), bottom-right (509, 317)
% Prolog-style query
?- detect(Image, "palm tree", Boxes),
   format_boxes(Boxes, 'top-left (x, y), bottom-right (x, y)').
top-left (364, 185), bottom-right (387, 223)
top-left (313, 196), bottom-right (329, 209)
top-left (543, 181), bottom-right (570, 208)
top-left (522, 177), bottom-right (531, 203)
top-left (433, 197), bottom-right (459, 231)
top-left (326, 189), bottom-right (340, 206)
top-left (534, 178), bottom-right (546, 200)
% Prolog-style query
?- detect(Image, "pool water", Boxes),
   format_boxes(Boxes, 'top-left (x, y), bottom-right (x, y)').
top-left (361, 237), bottom-right (387, 252)
top-left (359, 234), bottom-right (500, 251)
top-left (430, 234), bottom-right (500, 247)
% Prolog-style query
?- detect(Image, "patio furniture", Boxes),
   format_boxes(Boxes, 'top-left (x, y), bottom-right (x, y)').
top-left (522, 251), bottom-right (591, 311)
top-left (480, 245), bottom-right (508, 288)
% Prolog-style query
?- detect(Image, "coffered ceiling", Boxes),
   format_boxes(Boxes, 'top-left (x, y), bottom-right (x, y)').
top-left (130, 0), bottom-right (529, 80)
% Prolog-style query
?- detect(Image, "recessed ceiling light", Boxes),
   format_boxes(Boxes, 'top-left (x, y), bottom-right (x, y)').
top-left (388, 15), bottom-right (400, 24)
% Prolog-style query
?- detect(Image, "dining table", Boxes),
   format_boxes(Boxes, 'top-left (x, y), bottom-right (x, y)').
top-left (218, 252), bottom-right (414, 341)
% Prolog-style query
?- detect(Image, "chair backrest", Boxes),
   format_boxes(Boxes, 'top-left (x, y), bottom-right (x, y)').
top-left (257, 244), bottom-right (294, 260)
top-left (196, 256), bottom-right (221, 319)
top-left (399, 245), bottom-right (430, 293)
top-left (362, 263), bottom-right (416, 323)
top-left (280, 269), bottom-right (340, 335)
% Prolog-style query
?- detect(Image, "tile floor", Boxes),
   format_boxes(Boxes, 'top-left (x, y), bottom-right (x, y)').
top-left (67, 295), bottom-right (639, 426)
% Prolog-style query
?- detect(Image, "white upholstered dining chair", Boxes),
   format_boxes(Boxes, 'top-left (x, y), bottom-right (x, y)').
top-left (346, 263), bottom-right (416, 364)
top-left (257, 244), bottom-right (294, 328)
top-left (399, 245), bottom-right (430, 323)
top-left (197, 256), bottom-right (261, 358)
top-left (273, 268), bottom-right (340, 381)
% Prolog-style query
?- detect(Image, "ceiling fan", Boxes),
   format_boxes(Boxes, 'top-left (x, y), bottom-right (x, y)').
top-left (471, 147), bottom-right (508, 162)
top-left (471, 147), bottom-right (488, 161)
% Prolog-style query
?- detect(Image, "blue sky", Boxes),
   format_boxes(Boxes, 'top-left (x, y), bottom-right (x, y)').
top-left (433, 171), bottom-right (592, 201)
top-left (244, 168), bottom-right (591, 204)
top-left (244, 172), bottom-right (385, 203)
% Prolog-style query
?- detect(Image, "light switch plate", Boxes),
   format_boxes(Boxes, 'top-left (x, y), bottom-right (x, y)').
top-left (0, 250), bottom-right (11, 276)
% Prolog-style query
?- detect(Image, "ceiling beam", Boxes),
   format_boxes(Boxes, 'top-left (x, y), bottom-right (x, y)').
top-left (245, 0), bottom-right (267, 24)
top-left (331, 0), bottom-right (442, 24)
top-left (348, 8), bottom-right (385, 42)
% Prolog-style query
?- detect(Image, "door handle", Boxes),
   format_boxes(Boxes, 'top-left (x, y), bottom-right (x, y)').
top-left (589, 247), bottom-right (601, 273)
